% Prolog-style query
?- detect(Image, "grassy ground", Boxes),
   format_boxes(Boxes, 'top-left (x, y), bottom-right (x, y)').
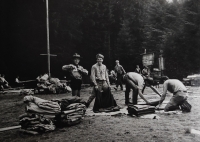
top-left (0, 85), bottom-right (200, 142)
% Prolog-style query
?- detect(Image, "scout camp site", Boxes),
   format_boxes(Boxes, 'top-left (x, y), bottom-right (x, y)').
top-left (0, 86), bottom-right (200, 142)
top-left (1, 0), bottom-right (200, 142)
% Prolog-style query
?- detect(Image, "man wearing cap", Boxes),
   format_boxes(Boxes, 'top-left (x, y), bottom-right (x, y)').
top-left (62, 53), bottom-right (88, 97)
top-left (114, 60), bottom-right (126, 91)
top-left (85, 54), bottom-right (118, 111)
top-left (157, 79), bottom-right (191, 112)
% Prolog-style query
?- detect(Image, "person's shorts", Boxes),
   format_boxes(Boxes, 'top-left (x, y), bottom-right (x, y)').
top-left (70, 79), bottom-right (82, 90)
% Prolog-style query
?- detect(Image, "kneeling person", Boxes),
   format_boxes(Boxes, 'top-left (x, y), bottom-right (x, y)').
top-left (157, 79), bottom-right (191, 112)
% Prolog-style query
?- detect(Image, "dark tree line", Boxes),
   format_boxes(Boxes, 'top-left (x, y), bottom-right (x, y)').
top-left (1, 0), bottom-right (200, 83)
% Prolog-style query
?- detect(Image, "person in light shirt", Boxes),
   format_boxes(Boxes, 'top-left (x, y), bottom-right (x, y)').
top-left (157, 79), bottom-right (191, 112)
top-left (85, 54), bottom-right (118, 112)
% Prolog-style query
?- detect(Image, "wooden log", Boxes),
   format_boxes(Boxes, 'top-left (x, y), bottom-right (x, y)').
top-left (19, 129), bottom-right (39, 135)
top-left (0, 125), bottom-right (21, 132)
top-left (20, 80), bottom-right (36, 83)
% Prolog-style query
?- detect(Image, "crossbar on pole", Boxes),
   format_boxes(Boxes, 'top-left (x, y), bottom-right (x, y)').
top-left (40, 54), bottom-right (57, 56)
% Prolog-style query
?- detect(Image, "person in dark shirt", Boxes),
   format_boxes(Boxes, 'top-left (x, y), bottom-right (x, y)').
top-left (62, 53), bottom-right (88, 97)
top-left (114, 60), bottom-right (126, 91)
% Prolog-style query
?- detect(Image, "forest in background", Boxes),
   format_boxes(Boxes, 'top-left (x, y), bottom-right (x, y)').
top-left (1, 0), bottom-right (200, 83)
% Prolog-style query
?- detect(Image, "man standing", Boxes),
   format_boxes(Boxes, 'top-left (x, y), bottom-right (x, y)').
top-left (62, 53), bottom-right (88, 97)
top-left (85, 54), bottom-right (118, 111)
top-left (157, 79), bottom-right (191, 112)
top-left (114, 60), bottom-right (126, 91)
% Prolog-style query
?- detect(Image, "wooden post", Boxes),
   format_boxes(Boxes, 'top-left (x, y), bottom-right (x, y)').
top-left (40, 1), bottom-right (56, 76)
top-left (46, 0), bottom-right (50, 76)
top-left (159, 55), bottom-right (164, 76)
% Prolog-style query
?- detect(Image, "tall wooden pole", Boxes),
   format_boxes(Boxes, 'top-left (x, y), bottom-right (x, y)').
top-left (46, 0), bottom-right (50, 76)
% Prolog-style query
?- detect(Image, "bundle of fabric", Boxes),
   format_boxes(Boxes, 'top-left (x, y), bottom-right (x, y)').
top-left (49, 78), bottom-right (62, 87)
top-left (48, 84), bottom-right (57, 94)
top-left (93, 86), bottom-right (120, 113)
top-left (127, 104), bottom-right (155, 116)
top-left (37, 83), bottom-right (49, 89)
top-left (52, 96), bottom-right (86, 111)
top-left (97, 106), bottom-right (121, 113)
top-left (19, 113), bottom-right (55, 135)
top-left (52, 97), bottom-right (86, 127)
top-left (36, 77), bottom-right (71, 94)
top-left (24, 95), bottom-right (61, 118)
top-left (50, 77), bottom-right (71, 93)
top-left (40, 74), bottom-right (49, 82)
top-left (20, 89), bottom-right (34, 95)
top-left (55, 103), bottom-right (86, 126)
top-left (20, 96), bottom-right (86, 134)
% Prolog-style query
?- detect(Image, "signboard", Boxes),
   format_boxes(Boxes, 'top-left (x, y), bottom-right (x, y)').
top-left (142, 53), bottom-right (154, 66)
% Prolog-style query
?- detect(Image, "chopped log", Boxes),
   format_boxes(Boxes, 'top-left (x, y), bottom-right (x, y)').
top-left (0, 125), bottom-right (21, 132)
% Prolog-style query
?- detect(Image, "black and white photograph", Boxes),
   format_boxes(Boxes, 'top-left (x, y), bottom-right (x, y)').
top-left (0, 0), bottom-right (199, 141)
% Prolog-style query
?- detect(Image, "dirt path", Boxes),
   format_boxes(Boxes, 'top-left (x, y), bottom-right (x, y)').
top-left (0, 85), bottom-right (200, 142)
